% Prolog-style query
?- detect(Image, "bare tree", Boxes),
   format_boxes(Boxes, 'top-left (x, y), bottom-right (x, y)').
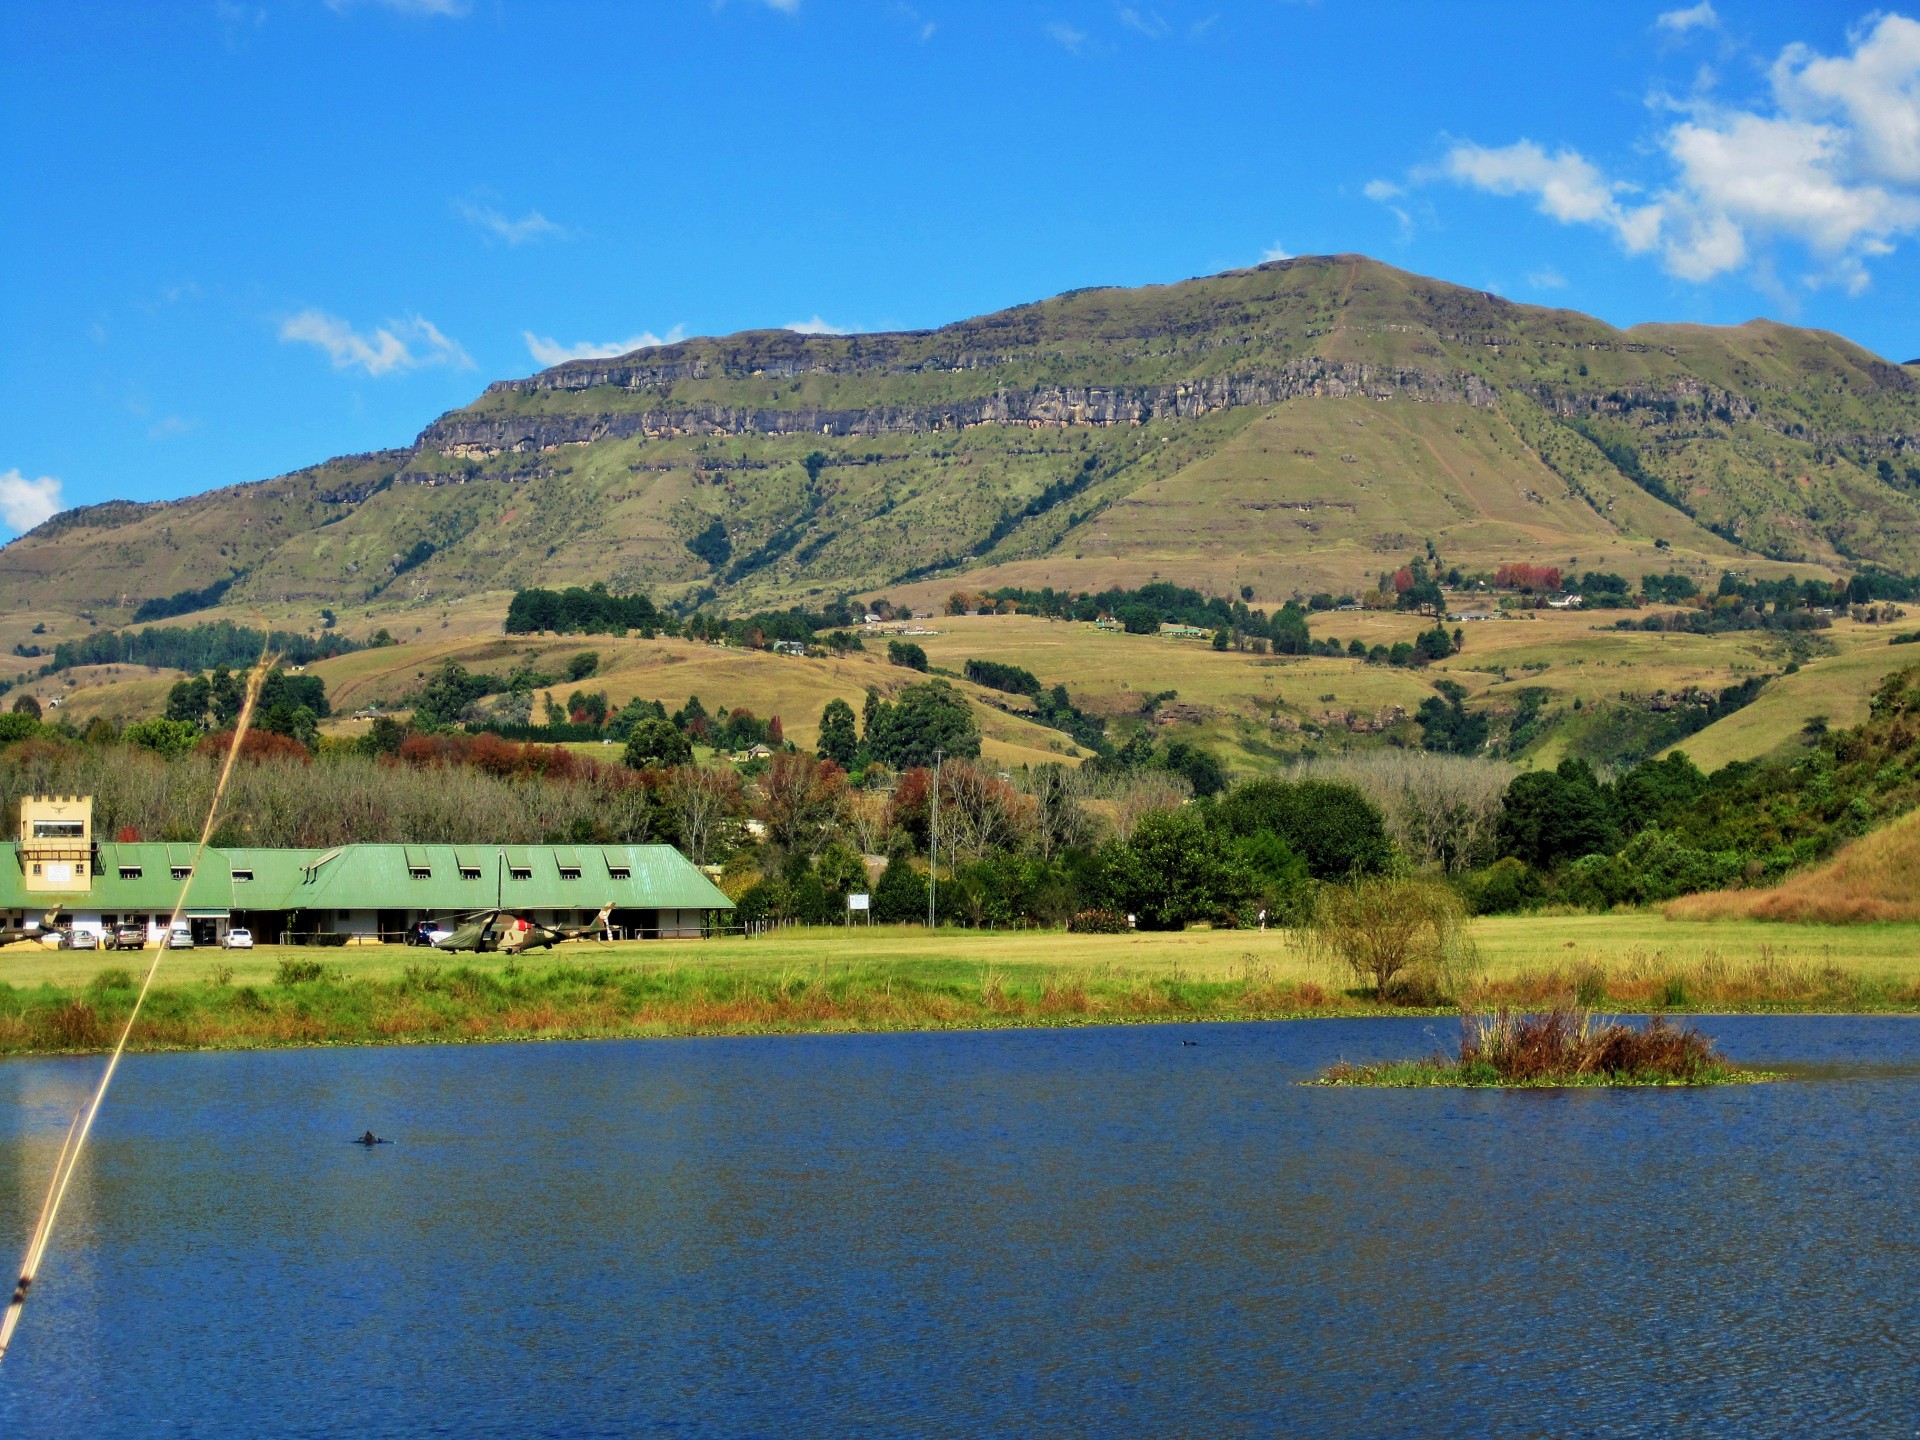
top-left (755, 751), bottom-right (850, 857)
top-left (1104, 769), bottom-right (1191, 842)
top-left (1299, 751), bottom-right (1514, 873)
top-left (936, 759), bottom-right (1034, 867)
top-left (663, 764), bottom-right (745, 866)
top-left (1019, 762), bottom-right (1100, 859)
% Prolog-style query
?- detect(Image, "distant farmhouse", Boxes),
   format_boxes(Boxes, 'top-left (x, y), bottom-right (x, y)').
top-left (5, 795), bottom-right (732, 946)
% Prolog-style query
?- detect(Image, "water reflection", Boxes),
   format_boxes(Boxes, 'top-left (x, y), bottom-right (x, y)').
top-left (1, 1016), bottom-right (1916, 1437)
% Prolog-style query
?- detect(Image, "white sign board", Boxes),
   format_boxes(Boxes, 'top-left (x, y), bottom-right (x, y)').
top-left (847, 893), bottom-right (871, 911)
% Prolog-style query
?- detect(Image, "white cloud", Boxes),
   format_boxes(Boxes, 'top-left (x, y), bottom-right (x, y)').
top-left (1656, 2), bottom-right (1717, 33)
top-left (1774, 14), bottom-right (1920, 185)
top-left (760, 0), bottom-right (800, 11)
top-left (1527, 266), bottom-right (1568, 289)
top-left (1260, 242), bottom-right (1292, 262)
top-left (1435, 15), bottom-right (1920, 291)
top-left (785, 315), bottom-right (854, 335)
top-left (1362, 179), bottom-right (1404, 201)
top-left (453, 197), bottom-right (566, 245)
top-left (1444, 140), bottom-right (1662, 247)
top-left (280, 309), bottom-right (473, 376)
top-left (1047, 22), bottom-right (1087, 52)
top-left (149, 416), bottom-right (196, 440)
top-left (0, 470), bottom-right (62, 534)
top-left (523, 326), bottom-right (687, 366)
top-left (1119, 8), bottom-right (1169, 39)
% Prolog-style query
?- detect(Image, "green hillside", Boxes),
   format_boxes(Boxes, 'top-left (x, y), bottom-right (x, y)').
top-left (8, 254), bottom-right (1920, 639)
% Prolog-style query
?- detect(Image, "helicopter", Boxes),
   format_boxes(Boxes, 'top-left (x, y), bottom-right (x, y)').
top-left (0, 908), bottom-right (63, 948)
top-left (432, 903), bottom-right (614, 954)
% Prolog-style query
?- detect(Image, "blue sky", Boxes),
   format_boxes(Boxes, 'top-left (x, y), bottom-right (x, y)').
top-left (4, 0), bottom-right (1917, 534)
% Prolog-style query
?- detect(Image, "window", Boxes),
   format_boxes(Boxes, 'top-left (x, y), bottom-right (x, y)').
top-left (459, 866), bottom-right (482, 881)
top-left (608, 866), bottom-right (631, 880)
top-left (171, 867), bottom-right (191, 881)
top-left (338, 910), bottom-right (352, 920)
top-left (119, 866), bottom-right (143, 880)
top-left (76, 863), bottom-right (86, 876)
top-left (409, 866), bottom-right (431, 880)
top-left (558, 866), bottom-right (582, 881)
top-left (31, 820), bottom-right (84, 839)
top-left (30, 864), bottom-right (40, 875)
top-left (231, 869), bottom-right (254, 882)
top-left (509, 866), bottom-right (532, 881)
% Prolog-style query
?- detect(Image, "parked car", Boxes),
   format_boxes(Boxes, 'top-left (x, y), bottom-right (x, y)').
top-left (112, 924), bottom-right (148, 950)
top-left (408, 920), bottom-right (452, 947)
top-left (223, 927), bottom-right (254, 949)
top-left (64, 928), bottom-right (97, 951)
top-left (168, 924), bottom-right (195, 950)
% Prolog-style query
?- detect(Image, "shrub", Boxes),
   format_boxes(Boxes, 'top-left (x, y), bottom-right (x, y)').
top-left (1461, 856), bottom-right (1538, 914)
top-left (1460, 1006), bottom-right (1728, 1083)
top-left (1067, 908), bottom-right (1129, 934)
top-left (1308, 875), bottom-right (1477, 1001)
top-left (276, 958), bottom-right (327, 984)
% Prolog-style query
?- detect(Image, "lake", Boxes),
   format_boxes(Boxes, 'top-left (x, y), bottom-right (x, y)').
top-left (2, 1017), bottom-right (1917, 1437)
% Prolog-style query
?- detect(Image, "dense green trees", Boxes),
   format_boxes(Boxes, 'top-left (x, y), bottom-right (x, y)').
top-left (887, 640), bottom-right (928, 671)
top-left (817, 698), bottom-right (858, 766)
top-left (623, 718), bottom-right (692, 770)
top-left (863, 681), bottom-right (980, 770)
top-left (1213, 778), bottom-right (1392, 880)
top-left (1416, 680), bottom-right (1488, 755)
top-left (1097, 809), bottom-right (1255, 930)
top-left (1495, 760), bottom-right (1619, 869)
top-left (505, 584), bottom-right (660, 636)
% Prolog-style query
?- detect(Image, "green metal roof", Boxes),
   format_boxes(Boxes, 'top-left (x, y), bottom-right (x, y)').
top-left (0, 842), bottom-right (236, 915)
top-left (2, 842), bottom-right (731, 916)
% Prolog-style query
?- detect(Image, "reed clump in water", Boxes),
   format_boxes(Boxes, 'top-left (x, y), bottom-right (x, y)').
top-left (1318, 1003), bottom-right (1766, 1087)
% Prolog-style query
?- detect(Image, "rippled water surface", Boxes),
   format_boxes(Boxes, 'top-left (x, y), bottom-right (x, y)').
top-left (2, 1016), bottom-right (1918, 1437)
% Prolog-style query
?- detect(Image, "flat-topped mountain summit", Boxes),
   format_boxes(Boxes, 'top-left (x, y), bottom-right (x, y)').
top-left (11, 254), bottom-right (1920, 623)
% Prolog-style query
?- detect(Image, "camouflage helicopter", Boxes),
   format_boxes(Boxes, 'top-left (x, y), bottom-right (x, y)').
top-left (433, 903), bottom-right (614, 955)
top-left (0, 908), bottom-right (63, 948)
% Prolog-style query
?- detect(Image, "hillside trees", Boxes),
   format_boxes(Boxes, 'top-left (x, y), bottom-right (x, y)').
top-left (817, 698), bottom-right (858, 766)
top-left (624, 718), bottom-right (693, 770)
top-left (862, 681), bottom-right (979, 770)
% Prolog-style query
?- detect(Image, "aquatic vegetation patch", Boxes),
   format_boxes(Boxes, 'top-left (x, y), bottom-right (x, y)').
top-left (1317, 1005), bottom-right (1772, 1087)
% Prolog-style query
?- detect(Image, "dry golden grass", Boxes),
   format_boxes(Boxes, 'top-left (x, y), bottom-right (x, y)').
top-left (1667, 807), bottom-right (1920, 924)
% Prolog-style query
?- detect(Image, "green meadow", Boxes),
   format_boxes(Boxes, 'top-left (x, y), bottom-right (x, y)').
top-left (4, 914), bottom-right (1918, 1057)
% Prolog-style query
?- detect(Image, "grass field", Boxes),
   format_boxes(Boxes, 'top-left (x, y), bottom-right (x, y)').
top-left (3, 913), bottom-right (1916, 1057)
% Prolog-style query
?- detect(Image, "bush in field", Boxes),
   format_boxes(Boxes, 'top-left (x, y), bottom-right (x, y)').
top-left (1068, 908), bottom-right (1129, 934)
top-left (1458, 856), bottom-right (1539, 915)
top-left (1307, 875), bottom-right (1477, 1002)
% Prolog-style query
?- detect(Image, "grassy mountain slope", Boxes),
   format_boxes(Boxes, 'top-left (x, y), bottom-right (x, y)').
top-left (3, 255), bottom-right (1920, 783)
top-left (9, 253), bottom-right (1920, 668)
top-left (1669, 805), bottom-right (1920, 923)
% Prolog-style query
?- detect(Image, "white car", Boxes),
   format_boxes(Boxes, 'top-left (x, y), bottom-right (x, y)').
top-left (223, 927), bottom-right (254, 949)
top-left (64, 928), bottom-right (97, 951)
top-left (168, 925), bottom-right (195, 950)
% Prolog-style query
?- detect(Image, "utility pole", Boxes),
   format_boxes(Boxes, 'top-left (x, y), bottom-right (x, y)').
top-left (928, 748), bottom-right (943, 929)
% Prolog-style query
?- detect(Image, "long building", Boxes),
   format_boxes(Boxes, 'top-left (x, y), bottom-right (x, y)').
top-left (4, 796), bottom-right (733, 945)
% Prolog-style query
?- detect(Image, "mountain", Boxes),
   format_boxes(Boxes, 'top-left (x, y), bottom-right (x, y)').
top-left (11, 254), bottom-right (1920, 629)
